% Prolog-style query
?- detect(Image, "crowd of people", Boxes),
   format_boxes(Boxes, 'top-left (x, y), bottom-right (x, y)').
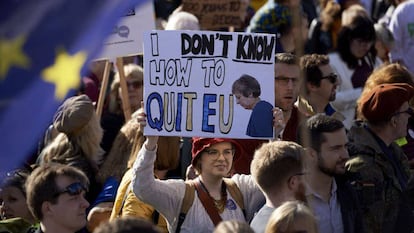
top-left (2, 0), bottom-right (414, 232)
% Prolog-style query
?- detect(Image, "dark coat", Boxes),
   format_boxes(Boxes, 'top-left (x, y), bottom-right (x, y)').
top-left (346, 122), bottom-right (414, 232)
top-left (336, 176), bottom-right (366, 233)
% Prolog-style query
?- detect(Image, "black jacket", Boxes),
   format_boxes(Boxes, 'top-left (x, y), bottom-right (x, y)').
top-left (335, 176), bottom-right (366, 233)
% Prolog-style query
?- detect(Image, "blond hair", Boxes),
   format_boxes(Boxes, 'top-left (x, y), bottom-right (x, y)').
top-left (251, 141), bottom-right (304, 195)
top-left (41, 112), bottom-right (104, 169)
top-left (265, 201), bottom-right (318, 233)
top-left (96, 119), bottom-right (142, 184)
top-left (108, 64), bottom-right (144, 114)
top-left (213, 220), bottom-right (255, 233)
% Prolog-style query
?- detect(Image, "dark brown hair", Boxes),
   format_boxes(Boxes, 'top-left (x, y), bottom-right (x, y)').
top-left (25, 163), bottom-right (88, 220)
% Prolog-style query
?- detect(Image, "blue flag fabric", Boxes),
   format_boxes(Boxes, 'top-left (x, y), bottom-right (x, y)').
top-left (0, 0), bottom-right (149, 173)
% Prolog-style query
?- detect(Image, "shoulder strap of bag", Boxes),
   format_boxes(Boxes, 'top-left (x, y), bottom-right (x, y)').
top-left (175, 181), bottom-right (195, 233)
top-left (117, 182), bottom-right (132, 217)
top-left (223, 178), bottom-right (245, 215)
top-left (176, 178), bottom-right (245, 232)
top-left (193, 179), bottom-right (223, 226)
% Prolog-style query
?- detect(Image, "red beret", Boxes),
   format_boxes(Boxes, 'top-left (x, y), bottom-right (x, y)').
top-left (191, 137), bottom-right (242, 167)
top-left (360, 83), bottom-right (414, 123)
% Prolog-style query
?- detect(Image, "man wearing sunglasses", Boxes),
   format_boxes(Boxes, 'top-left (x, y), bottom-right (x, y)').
top-left (297, 114), bottom-right (364, 233)
top-left (26, 163), bottom-right (90, 233)
top-left (296, 54), bottom-right (344, 123)
top-left (346, 83), bottom-right (414, 232)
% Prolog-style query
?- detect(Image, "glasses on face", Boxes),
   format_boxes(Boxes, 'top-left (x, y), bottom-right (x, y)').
top-left (275, 76), bottom-right (299, 86)
top-left (204, 149), bottom-right (235, 159)
top-left (393, 108), bottom-right (414, 117)
top-left (54, 182), bottom-right (88, 198)
top-left (321, 73), bottom-right (338, 84)
top-left (126, 81), bottom-right (142, 89)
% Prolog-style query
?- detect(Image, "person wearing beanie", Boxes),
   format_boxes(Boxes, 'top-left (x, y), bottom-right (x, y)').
top-left (38, 94), bottom-right (104, 203)
top-left (130, 107), bottom-right (265, 233)
top-left (346, 83), bottom-right (414, 232)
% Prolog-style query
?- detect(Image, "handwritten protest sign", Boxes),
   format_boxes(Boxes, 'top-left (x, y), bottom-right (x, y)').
top-left (98, 3), bottom-right (155, 60)
top-left (144, 30), bottom-right (275, 139)
top-left (181, 0), bottom-right (249, 29)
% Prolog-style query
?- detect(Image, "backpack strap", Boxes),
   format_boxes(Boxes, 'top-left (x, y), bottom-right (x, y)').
top-left (152, 210), bottom-right (160, 225)
top-left (223, 178), bottom-right (245, 217)
top-left (117, 182), bottom-right (132, 217)
top-left (175, 178), bottom-right (245, 232)
top-left (117, 182), bottom-right (160, 225)
top-left (193, 179), bottom-right (223, 226)
top-left (175, 181), bottom-right (195, 233)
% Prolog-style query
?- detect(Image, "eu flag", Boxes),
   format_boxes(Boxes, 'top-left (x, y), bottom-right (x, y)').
top-left (0, 0), bottom-right (150, 173)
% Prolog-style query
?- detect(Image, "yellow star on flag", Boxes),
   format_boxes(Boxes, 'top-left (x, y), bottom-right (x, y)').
top-left (42, 50), bottom-right (87, 100)
top-left (0, 36), bottom-right (31, 79)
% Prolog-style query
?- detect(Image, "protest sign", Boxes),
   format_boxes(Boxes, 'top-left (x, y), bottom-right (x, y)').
top-left (181, 0), bottom-right (249, 29)
top-left (144, 30), bottom-right (275, 139)
top-left (98, 3), bottom-right (155, 60)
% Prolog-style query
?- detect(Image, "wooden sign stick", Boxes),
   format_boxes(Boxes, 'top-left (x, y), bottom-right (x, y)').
top-left (116, 57), bottom-right (132, 122)
top-left (95, 59), bottom-right (111, 120)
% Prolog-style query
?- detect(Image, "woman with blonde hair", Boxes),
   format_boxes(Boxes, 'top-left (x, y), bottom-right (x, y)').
top-left (39, 94), bottom-right (104, 202)
top-left (109, 134), bottom-right (180, 233)
top-left (89, 116), bottom-right (180, 232)
top-left (265, 201), bottom-right (318, 233)
top-left (213, 220), bottom-right (254, 233)
top-left (101, 63), bottom-right (144, 153)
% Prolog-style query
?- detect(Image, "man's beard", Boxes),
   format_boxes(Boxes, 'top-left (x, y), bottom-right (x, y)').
top-left (317, 154), bottom-right (343, 177)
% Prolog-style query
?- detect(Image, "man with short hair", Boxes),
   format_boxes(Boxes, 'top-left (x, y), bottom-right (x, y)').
top-left (297, 114), bottom-right (364, 233)
top-left (346, 83), bottom-right (414, 232)
top-left (274, 53), bottom-right (306, 141)
top-left (297, 54), bottom-right (344, 121)
top-left (26, 163), bottom-right (90, 233)
top-left (250, 140), bottom-right (306, 233)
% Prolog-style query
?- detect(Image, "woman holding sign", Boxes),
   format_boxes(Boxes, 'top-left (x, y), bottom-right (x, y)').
top-left (131, 106), bottom-right (264, 233)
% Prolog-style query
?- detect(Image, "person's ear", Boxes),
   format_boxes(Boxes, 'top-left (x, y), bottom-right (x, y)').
top-left (42, 201), bottom-right (53, 217)
top-left (390, 116), bottom-right (398, 127)
top-left (305, 147), bottom-right (317, 159)
top-left (307, 82), bottom-right (317, 92)
top-left (287, 175), bottom-right (301, 190)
